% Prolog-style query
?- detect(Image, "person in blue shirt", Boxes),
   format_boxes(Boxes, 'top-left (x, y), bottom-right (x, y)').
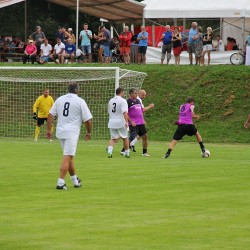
top-left (137, 26), bottom-right (148, 64)
top-left (187, 22), bottom-right (198, 65)
top-left (64, 37), bottom-right (76, 63)
top-left (160, 25), bottom-right (173, 65)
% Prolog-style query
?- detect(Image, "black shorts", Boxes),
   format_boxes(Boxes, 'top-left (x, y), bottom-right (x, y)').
top-left (138, 46), bottom-right (147, 54)
top-left (37, 118), bottom-right (47, 126)
top-left (173, 124), bottom-right (197, 140)
top-left (129, 124), bottom-right (147, 137)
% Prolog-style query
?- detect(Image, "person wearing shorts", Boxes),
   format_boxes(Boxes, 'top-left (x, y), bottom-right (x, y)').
top-left (80, 23), bottom-right (92, 62)
top-left (33, 88), bottom-right (54, 142)
top-left (162, 97), bottom-right (206, 159)
top-left (137, 26), bottom-right (148, 64)
top-left (201, 27), bottom-right (213, 65)
top-left (46, 82), bottom-right (92, 190)
top-left (100, 25), bottom-right (111, 63)
top-left (39, 39), bottom-right (52, 64)
top-left (107, 87), bottom-right (129, 158)
top-left (161, 25), bottom-right (172, 65)
top-left (121, 88), bottom-right (150, 156)
top-left (187, 22), bottom-right (198, 65)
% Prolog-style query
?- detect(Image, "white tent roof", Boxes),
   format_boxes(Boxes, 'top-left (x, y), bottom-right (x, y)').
top-left (0, 0), bottom-right (24, 8)
top-left (144, 0), bottom-right (250, 18)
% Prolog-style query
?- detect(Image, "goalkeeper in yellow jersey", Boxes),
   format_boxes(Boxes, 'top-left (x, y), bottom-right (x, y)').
top-left (33, 89), bottom-right (54, 141)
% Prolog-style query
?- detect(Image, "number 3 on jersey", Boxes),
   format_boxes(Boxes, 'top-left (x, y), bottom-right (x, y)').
top-left (112, 103), bottom-right (116, 113)
top-left (63, 102), bottom-right (70, 116)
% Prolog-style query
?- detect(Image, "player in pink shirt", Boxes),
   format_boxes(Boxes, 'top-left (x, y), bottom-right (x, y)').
top-left (163, 97), bottom-right (206, 159)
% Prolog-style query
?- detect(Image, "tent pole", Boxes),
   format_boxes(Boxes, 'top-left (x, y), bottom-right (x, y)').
top-left (220, 18), bottom-right (223, 38)
top-left (242, 17), bottom-right (245, 50)
top-left (24, 0), bottom-right (27, 41)
top-left (76, 0), bottom-right (79, 48)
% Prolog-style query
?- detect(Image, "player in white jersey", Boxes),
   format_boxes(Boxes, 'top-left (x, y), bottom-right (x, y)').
top-left (46, 82), bottom-right (92, 190)
top-left (107, 87), bottom-right (130, 158)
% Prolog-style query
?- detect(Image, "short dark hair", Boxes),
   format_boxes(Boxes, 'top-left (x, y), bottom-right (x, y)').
top-left (68, 82), bottom-right (79, 94)
top-left (100, 25), bottom-right (105, 30)
top-left (186, 96), bottom-right (195, 103)
top-left (84, 23), bottom-right (88, 26)
top-left (116, 87), bottom-right (124, 95)
top-left (129, 88), bottom-right (138, 95)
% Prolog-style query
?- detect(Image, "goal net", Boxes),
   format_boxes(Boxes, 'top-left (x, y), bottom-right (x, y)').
top-left (0, 67), bottom-right (147, 139)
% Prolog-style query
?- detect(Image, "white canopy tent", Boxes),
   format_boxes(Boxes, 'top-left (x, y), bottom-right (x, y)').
top-left (0, 0), bottom-right (24, 8)
top-left (143, 0), bottom-right (250, 48)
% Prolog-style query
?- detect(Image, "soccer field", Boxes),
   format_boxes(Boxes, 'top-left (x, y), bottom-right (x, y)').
top-left (0, 139), bottom-right (250, 250)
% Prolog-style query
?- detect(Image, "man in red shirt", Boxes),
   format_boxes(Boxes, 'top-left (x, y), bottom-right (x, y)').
top-left (23, 40), bottom-right (37, 64)
top-left (119, 26), bottom-right (132, 65)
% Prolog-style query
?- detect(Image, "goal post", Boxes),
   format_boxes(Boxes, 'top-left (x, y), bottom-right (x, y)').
top-left (0, 66), bottom-right (147, 139)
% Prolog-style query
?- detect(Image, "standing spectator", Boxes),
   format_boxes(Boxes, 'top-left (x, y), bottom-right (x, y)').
top-left (244, 114), bottom-right (250, 128)
top-left (23, 39), bottom-right (37, 64)
top-left (94, 26), bottom-right (104, 63)
top-left (193, 26), bottom-right (203, 65)
top-left (55, 26), bottom-right (65, 43)
top-left (160, 25), bottom-right (172, 65)
top-left (187, 22), bottom-right (198, 65)
top-left (137, 26), bottom-right (148, 65)
top-left (226, 37), bottom-right (234, 51)
top-left (50, 38), bottom-right (65, 64)
top-left (46, 82), bottom-right (92, 190)
top-left (119, 26), bottom-right (132, 65)
top-left (121, 88), bottom-right (150, 157)
top-left (214, 35), bottom-right (225, 51)
top-left (100, 25), bottom-right (111, 63)
top-left (201, 27), bottom-right (213, 66)
top-left (33, 89), bottom-right (54, 142)
top-left (162, 97), bottom-right (206, 159)
top-left (64, 37), bottom-right (76, 63)
top-left (107, 87), bottom-right (130, 158)
top-left (80, 23), bottom-right (93, 63)
top-left (172, 27), bottom-right (182, 65)
top-left (30, 26), bottom-right (46, 55)
top-left (39, 38), bottom-right (52, 64)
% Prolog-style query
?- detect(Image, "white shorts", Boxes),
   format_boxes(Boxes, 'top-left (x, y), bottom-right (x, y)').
top-left (110, 127), bottom-right (128, 140)
top-left (203, 44), bottom-right (213, 51)
top-left (59, 137), bottom-right (78, 156)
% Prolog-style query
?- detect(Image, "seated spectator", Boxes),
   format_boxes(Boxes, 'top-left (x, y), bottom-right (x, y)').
top-left (76, 48), bottom-right (85, 63)
top-left (63, 37), bottom-right (76, 63)
top-left (226, 37), bottom-right (234, 51)
top-left (9, 38), bottom-right (17, 54)
top-left (23, 39), bottom-right (37, 64)
top-left (39, 38), bottom-right (52, 64)
top-left (214, 35), bottom-right (225, 51)
top-left (231, 38), bottom-right (239, 50)
top-left (55, 26), bottom-right (65, 44)
top-left (50, 38), bottom-right (65, 64)
top-left (15, 37), bottom-right (25, 53)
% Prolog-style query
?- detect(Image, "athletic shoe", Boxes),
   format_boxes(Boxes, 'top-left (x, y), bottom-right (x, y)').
top-left (56, 184), bottom-right (67, 190)
top-left (108, 153), bottom-right (112, 158)
top-left (162, 153), bottom-right (170, 159)
top-left (74, 178), bottom-right (82, 188)
top-left (125, 155), bottom-right (130, 158)
top-left (120, 151), bottom-right (125, 156)
top-left (142, 153), bottom-right (150, 157)
top-left (130, 145), bottom-right (136, 152)
top-left (34, 138), bottom-right (38, 142)
top-left (49, 139), bottom-right (53, 142)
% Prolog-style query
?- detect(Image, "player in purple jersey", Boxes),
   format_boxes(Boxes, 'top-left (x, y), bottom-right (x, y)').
top-left (121, 88), bottom-right (150, 156)
top-left (163, 97), bottom-right (206, 159)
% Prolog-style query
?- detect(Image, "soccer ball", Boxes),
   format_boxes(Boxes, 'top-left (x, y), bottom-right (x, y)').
top-left (201, 149), bottom-right (210, 158)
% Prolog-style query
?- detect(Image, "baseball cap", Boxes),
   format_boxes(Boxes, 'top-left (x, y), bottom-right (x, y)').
top-left (29, 40), bottom-right (33, 43)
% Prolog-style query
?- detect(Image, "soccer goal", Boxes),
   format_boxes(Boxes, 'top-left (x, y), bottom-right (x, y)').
top-left (0, 67), bottom-right (147, 139)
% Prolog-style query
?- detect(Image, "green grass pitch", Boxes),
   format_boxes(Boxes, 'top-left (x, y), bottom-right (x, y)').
top-left (0, 139), bottom-right (250, 250)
